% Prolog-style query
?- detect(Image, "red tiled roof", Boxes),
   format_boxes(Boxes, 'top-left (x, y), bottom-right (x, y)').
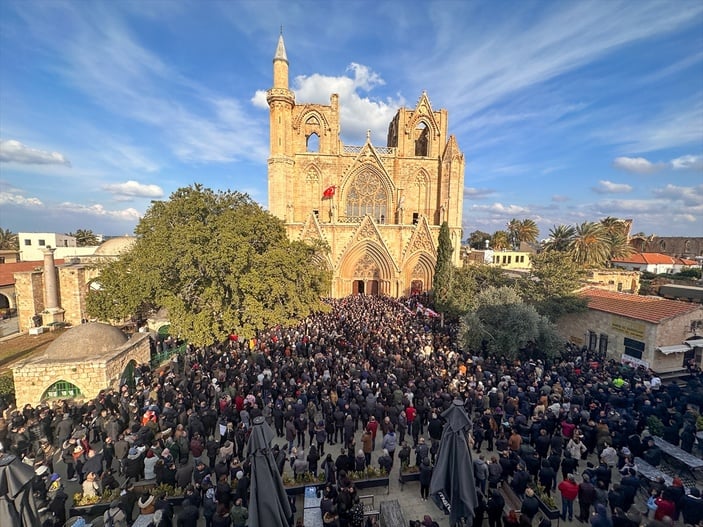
top-left (612, 252), bottom-right (674, 265)
top-left (0, 260), bottom-right (65, 287)
top-left (578, 287), bottom-right (701, 324)
top-left (675, 257), bottom-right (698, 266)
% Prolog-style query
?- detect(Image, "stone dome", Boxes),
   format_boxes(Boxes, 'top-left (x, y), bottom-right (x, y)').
top-left (43, 322), bottom-right (128, 361)
top-left (93, 236), bottom-right (136, 256)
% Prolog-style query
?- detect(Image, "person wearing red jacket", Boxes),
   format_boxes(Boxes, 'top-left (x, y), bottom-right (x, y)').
top-left (558, 473), bottom-right (579, 521)
top-left (366, 416), bottom-right (379, 450)
top-left (654, 494), bottom-right (676, 521)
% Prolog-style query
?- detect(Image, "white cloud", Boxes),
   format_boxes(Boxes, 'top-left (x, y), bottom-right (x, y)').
top-left (57, 201), bottom-right (142, 221)
top-left (253, 63), bottom-right (404, 144)
top-left (0, 190), bottom-right (43, 206)
top-left (671, 154), bottom-right (703, 171)
top-left (652, 184), bottom-right (703, 207)
top-left (551, 195), bottom-right (570, 203)
top-left (612, 156), bottom-right (663, 174)
top-left (0, 139), bottom-right (71, 166)
top-left (464, 187), bottom-right (495, 199)
top-left (592, 180), bottom-right (633, 194)
top-left (102, 180), bottom-right (164, 199)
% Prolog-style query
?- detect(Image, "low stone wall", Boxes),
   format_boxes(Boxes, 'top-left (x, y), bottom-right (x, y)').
top-left (13, 331), bottom-right (151, 407)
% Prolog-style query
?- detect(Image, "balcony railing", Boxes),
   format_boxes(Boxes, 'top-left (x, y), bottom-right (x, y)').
top-left (343, 145), bottom-right (396, 155)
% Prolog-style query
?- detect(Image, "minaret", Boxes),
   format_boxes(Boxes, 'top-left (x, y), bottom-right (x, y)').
top-left (267, 32), bottom-right (295, 220)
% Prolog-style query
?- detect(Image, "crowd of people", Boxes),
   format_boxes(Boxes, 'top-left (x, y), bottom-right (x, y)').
top-left (1, 294), bottom-right (702, 527)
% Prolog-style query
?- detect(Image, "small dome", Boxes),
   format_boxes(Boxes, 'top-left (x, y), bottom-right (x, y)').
top-left (44, 323), bottom-right (128, 361)
top-left (94, 236), bottom-right (136, 256)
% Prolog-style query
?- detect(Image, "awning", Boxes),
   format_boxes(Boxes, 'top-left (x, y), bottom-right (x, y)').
top-left (685, 338), bottom-right (703, 348)
top-left (657, 344), bottom-right (691, 355)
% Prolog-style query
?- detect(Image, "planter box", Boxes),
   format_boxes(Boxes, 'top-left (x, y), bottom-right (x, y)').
top-left (399, 471), bottom-right (420, 484)
top-left (285, 483), bottom-right (313, 496)
top-left (165, 495), bottom-right (186, 506)
top-left (538, 498), bottom-right (561, 520)
top-left (353, 477), bottom-right (389, 492)
top-left (69, 502), bottom-right (110, 518)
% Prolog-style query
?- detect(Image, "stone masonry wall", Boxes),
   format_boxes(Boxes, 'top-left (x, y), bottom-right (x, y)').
top-left (14, 271), bottom-right (44, 333)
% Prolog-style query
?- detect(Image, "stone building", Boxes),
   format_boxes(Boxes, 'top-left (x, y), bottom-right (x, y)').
top-left (13, 236), bottom-right (136, 333)
top-left (266, 35), bottom-right (464, 297)
top-left (629, 236), bottom-right (703, 260)
top-left (558, 287), bottom-right (703, 375)
top-left (12, 322), bottom-right (150, 407)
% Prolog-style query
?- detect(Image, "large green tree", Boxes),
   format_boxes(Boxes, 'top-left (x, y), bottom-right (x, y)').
top-left (443, 264), bottom-right (512, 317)
top-left (460, 286), bottom-right (562, 359)
top-left (518, 251), bottom-right (587, 320)
top-left (467, 230), bottom-right (491, 250)
top-left (86, 185), bottom-right (331, 345)
top-left (432, 221), bottom-right (453, 312)
top-left (0, 228), bottom-right (18, 250)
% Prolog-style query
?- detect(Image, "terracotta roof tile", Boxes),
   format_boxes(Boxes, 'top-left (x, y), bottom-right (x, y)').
top-left (612, 252), bottom-right (675, 265)
top-left (0, 260), bottom-right (65, 287)
top-left (578, 287), bottom-right (701, 324)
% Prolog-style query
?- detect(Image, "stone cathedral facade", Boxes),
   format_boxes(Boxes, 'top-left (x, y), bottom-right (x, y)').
top-left (267, 35), bottom-right (465, 298)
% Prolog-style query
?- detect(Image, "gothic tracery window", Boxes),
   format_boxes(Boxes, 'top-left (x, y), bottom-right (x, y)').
top-left (345, 171), bottom-right (388, 221)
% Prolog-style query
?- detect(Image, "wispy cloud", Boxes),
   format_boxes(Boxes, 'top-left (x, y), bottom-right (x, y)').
top-left (102, 180), bottom-right (164, 199)
top-left (592, 180), bottom-right (633, 194)
top-left (652, 184), bottom-right (703, 208)
top-left (613, 153), bottom-right (703, 173)
top-left (0, 139), bottom-right (71, 166)
top-left (15, 4), bottom-right (268, 164)
top-left (613, 156), bottom-right (664, 174)
top-left (551, 195), bottom-right (570, 203)
top-left (57, 201), bottom-right (142, 221)
top-left (413, 2), bottom-right (703, 123)
top-left (0, 189), bottom-right (44, 207)
top-left (464, 187), bottom-right (496, 199)
top-left (671, 154), bottom-right (703, 171)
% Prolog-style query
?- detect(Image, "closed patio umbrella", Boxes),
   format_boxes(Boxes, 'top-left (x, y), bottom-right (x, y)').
top-left (0, 453), bottom-right (40, 527)
top-left (429, 399), bottom-right (478, 526)
top-left (247, 415), bottom-right (292, 527)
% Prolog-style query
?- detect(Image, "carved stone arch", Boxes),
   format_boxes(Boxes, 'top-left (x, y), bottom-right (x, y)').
top-left (304, 163), bottom-right (321, 182)
top-left (339, 240), bottom-right (396, 295)
top-left (406, 114), bottom-right (440, 141)
top-left (292, 108), bottom-right (332, 134)
top-left (402, 251), bottom-right (435, 296)
top-left (341, 166), bottom-right (394, 223)
top-left (41, 376), bottom-right (87, 400)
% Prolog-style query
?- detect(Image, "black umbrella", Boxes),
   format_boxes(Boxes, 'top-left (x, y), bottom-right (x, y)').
top-left (247, 415), bottom-right (292, 527)
top-left (429, 399), bottom-right (478, 526)
top-left (0, 453), bottom-right (40, 527)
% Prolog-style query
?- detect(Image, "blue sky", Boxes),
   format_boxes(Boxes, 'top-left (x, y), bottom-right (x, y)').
top-left (1, 0), bottom-right (702, 240)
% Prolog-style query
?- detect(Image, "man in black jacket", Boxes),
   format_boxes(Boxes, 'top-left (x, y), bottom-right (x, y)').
top-left (680, 488), bottom-right (703, 526)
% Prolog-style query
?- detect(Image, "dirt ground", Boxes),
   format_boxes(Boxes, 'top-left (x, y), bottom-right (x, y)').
top-left (0, 329), bottom-right (65, 372)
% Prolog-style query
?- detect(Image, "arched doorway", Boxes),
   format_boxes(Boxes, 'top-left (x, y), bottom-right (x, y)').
top-left (42, 380), bottom-right (82, 400)
top-left (121, 359), bottom-right (138, 389)
top-left (0, 293), bottom-right (9, 310)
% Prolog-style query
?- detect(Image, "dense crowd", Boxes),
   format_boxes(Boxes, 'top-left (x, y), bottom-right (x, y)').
top-left (1, 294), bottom-right (703, 527)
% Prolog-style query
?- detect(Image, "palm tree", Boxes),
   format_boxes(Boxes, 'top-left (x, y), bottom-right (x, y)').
top-left (569, 221), bottom-right (610, 267)
top-left (491, 230), bottom-right (510, 250)
top-left (507, 218), bottom-right (521, 249)
top-left (516, 219), bottom-right (539, 246)
top-left (0, 228), bottom-right (18, 250)
top-left (599, 217), bottom-right (632, 262)
top-left (68, 229), bottom-right (100, 247)
top-left (543, 224), bottom-right (575, 252)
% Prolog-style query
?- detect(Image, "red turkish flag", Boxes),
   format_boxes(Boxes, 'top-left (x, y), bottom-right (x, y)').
top-left (322, 185), bottom-right (336, 198)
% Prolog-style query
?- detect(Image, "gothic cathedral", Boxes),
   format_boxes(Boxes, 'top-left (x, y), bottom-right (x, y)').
top-left (267, 35), bottom-right (465, 297)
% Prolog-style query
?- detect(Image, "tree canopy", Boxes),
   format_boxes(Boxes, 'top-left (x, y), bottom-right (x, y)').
top-left (0, 228), bottom-right (18, 250)
top-left (460, 286), bottom-right (562, 360)
top-left (432, 221), bottom-right (453, 312)
top-left (86, 185), bottom-right (331, 346)
top-left (467, 230), bottom-right (491, 250)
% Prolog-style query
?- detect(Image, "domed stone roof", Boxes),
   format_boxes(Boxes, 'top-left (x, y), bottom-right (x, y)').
top-left (43, 323), bottom-right (128, 361)
top-left (94, 236), bottom-right (136, 256)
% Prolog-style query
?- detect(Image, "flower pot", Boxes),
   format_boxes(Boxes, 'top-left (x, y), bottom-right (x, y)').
top-left (353, 476), bottom-right (390, 491)
top-left (284, 483), bottom-right (308, 495)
